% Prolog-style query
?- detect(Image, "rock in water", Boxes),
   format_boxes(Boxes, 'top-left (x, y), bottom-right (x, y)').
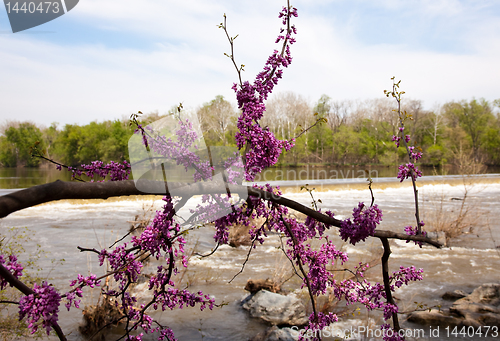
top-left (242, 290), bottom-right (308, 326)
top-left (408, 283), bottom-right (500, 327)
top-left (450, 283), bottom-right (500, 326)
top-left (442, 290), bottom-right (468, 300)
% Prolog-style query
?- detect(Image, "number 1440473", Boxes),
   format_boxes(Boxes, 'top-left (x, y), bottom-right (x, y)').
top-left (5, 2), bottom-right (60, 14)
top-left (445, 326), bottom-right (498, 338)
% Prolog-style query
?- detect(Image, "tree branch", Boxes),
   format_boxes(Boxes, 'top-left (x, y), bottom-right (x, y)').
top-left (380, 237), bottom-right (400, 332)
top-left (0, 180), bottom-right (442, 247)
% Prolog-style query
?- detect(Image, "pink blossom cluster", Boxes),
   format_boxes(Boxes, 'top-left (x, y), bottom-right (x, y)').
top-left (57, 160), bottom-right (131, 181)
top-left (391, 266), bottom-right (424, 289)
top-left (295, 240), bottom-right (348, 295)
top-left (333, 276), bottom-right (386, 311)
top-left (93, 195), bottom-right (214, 339)
top-left (397, 163), bottom-right (423, 182)
top-left (190, 193), bottom-right (236, 227)
top-left (407, 145), bottom-right (423, 162)
top-left (213, 184), bottom-right (280, 245)
top-left (332, 265), bottom-right (423, 327)
top-left (298, 312), bottom-right (338, 341)
top-left (223, 152), bottom-right (245, 184)
top-left (65, 274), bottom-right (101, 311)
top-left (383, 303), bottom-right (399, 320)
top-left (132, 197), bottom-right (185, 260)
top-left (340, 202), bottom-right (383, 245)
top-left (0, 254), bottom-right (23, 289)
top-left (233, 5), bottom-right (297, 181)
top-left (404, 223), bottom-right (427, 247)
top-left (124, 326), bottom-right (177, 341)
top-left (99, 243), bottom-right (144, 290)
top-left (304, 209), bottom-right (330, 236)
top-left (391, 133), bottom-right (410, 148)
top-left (1, 255), bottom-right (65, 335)
top-left (148, 287), bottom-right (214, 312)
top-left (18, 282), bottom-right (61, 335)
top-left (392, 125), bottom-right (423, 183)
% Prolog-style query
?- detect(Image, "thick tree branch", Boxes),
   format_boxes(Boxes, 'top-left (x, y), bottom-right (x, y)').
top-left (0, 180), bottom-right (442, 247)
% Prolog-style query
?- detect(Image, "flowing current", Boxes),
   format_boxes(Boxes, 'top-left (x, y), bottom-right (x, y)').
top-left (1, 175), bottom-right (500, 340)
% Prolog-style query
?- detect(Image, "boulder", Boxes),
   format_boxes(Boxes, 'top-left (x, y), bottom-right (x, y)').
top-left (242, 290), bottom-right (308, 326)
top-left (408, 284), bottom-right (500, 328)
top-left (450, 284), bottom-right (500, 326)
top-left (457, 283), bottom-right (500, 306)
top-left (442, 290), bottom-right (468, 301)
top-left (407, 309), bottom-right (462, 327)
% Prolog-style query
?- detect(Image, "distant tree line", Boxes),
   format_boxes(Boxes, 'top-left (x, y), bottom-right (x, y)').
top-left (1, 95), bottom-right (499, 168)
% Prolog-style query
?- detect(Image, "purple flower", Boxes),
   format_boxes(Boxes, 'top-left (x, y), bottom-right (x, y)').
top-left (340, 203), bottom-right (383, 245)
top-left (397, 163), bottom-right (422, 182)
top-left (383, 303), bottom-right (398, 320)
top-left (392, 135), bottom-right (401, 147)
top-left (19, 282), bottom-right (61, 335)
top-left (232, 6), bottom-right (298, 181)
top-left (0, 254), bottom-right (24, 289)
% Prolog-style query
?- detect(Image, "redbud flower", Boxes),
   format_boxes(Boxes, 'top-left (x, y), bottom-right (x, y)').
top-left (340, 203), bottom-right (382, 245)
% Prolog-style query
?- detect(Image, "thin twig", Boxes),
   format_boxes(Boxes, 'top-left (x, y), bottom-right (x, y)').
top-left (279, 234), bottom-right (303, 280)
top-left (229, 218), bottom-right (268, 283)
top-left (293, 117), bottom-right (326, 141)
top-left (0, 300), bottom-right (19, 305)
top-left (195, 243), bottom-right (221, 258)
top-left (228, 238), bottom-right (257, 283)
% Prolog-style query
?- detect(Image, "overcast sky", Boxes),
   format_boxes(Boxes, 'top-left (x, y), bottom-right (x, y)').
top-left (1, 0), bottom-right (499, 126)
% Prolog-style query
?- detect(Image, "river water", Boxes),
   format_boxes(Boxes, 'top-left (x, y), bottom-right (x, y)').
top-left (1, 175), bottom-right (500, 340)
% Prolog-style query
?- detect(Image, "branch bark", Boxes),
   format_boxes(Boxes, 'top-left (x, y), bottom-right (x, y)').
top-left (380, 237), bottom-right (400, 332)
top-left (0, 180), bottom-right (442, 247)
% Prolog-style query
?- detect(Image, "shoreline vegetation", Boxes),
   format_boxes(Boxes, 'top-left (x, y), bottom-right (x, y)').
top-left (1, 95), bottom-right (500, 169)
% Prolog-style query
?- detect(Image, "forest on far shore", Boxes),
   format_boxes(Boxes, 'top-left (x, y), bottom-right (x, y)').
top-left (1, 93), bottom-right (499, 168)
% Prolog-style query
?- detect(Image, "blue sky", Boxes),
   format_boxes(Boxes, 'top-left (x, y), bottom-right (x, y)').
top-left (1, 0), bottom-right (499, 126)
